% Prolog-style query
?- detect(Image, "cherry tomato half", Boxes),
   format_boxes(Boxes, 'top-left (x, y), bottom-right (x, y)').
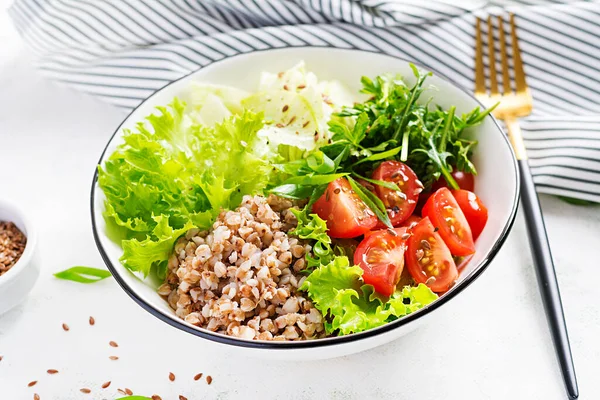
top-left (372, 161), bottom-right (422, 227)
top-left (312, 178), bottom-right (378, 239)
top-left (452, 189), bottom-right (488, 240)
top-left (354, 228), bottom-right (409, 297)
top-left (400, 215), bottom-right (422, 230)
top-left (432, 170), bottom-right (475, 192)
top-left (422, 188), bottom-right (475, 256)
top-left (406, 217), bottom-right (458, 293)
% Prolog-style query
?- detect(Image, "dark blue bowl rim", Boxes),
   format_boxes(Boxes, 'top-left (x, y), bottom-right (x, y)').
top-left (90, 46), bottom-right (520, 349)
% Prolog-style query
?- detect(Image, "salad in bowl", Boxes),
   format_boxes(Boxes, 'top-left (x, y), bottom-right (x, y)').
top-left (92, 49), bottom-right (518, 352)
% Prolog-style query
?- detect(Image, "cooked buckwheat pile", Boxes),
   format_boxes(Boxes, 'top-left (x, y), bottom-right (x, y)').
top-left (159, 194), bottom-right (325, 341)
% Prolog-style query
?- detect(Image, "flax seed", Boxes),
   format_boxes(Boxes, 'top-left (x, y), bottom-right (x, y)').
top-left (125, 388), bottom-right (133, 395)
top-left (109, 356), bottom-right (119, 360)
top-left (169, 372), bottom-right (176, 382)
top-left (47, 369), bottom-right (58, 375)
top-left (282, 105), bottom-right (289, 112)
top-left (179, 396), bottom-right (188, 400)
top-left (80, 388), bottom-right (91, 394)
top-left (101, 381), bottom-right (111, 389)
top-left (194, 373), bottom-right (203, 381)
top-left (28, 381), bottom-right (37, 387)
top-left (89, 316), bottom-right (95, 326)
top-left (109, 341), bottom-right (118, 348)
top-left (206, 375), bottom-right (213, 385)
top-left (62, 323), bottom-right (69, 331)
top-left (33, 394), bottom-right (40, 400)
top-left (152, 396), bottom-right (162, 400)
top-left (118, 389), bottom-right (127, 395)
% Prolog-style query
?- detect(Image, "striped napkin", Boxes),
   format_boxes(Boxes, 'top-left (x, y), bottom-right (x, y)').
top-left (9, 0), bottom-right (600, 203)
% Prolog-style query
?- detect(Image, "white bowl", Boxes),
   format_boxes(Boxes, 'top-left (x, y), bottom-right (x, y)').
top-left (0, 199), bottom-right (39, 315)
top-left (91, 48), bottom-right (519, 360)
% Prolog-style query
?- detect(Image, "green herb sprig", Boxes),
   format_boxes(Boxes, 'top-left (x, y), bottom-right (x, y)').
top-left (269, 65), bottom-right (494, 226)
top-left (54, 267), bottom-right (112, 284)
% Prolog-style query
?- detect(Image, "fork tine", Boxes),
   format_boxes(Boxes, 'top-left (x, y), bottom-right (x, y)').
top-left (486, 16), bottom-right (499, 95)
top-left (474, 18), bottom-right (486, 94)
top-left (497, 16), bottom-right (512, 94)
top-left (510, 13), bottom-right (528, 92)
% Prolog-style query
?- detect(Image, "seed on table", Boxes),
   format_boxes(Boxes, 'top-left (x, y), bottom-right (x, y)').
top-left (62, 323), bottom-right (69, 331)
top-left (33, 394), bottom-right (40, 400)
top-left (47, 369), bottom-right (58, 375)
top-left (101, 381), bottom-right (111, 389)
top-left (89, 316), bottom-right (95, 326)
top-left (206, 375), bottom-right (213, 385)
top-left (125, 388), bottom-right (133, 395)
top-left (109, 356), bottom-right (119, 360)
top-left (193, 373), bottom-right (203, 381)
top-left (179, 396), bottom-right (188, 400)
top-left (0, 356), bottom-right (3, 361)
top-left (80, 388), bottom-right (91, 394)
top-left (151, 396), bottom-right (162, 400)
top-left (169, 372), bottom-right (175, 382)
top-left (109, 341), bottom-right (118, 348)
top-left (28, 381), bottom-right (37, 387)
top-left (117, 389), bottom-right (127, 395)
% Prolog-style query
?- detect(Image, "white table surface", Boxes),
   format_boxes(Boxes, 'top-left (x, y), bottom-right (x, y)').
top-left (1, 9), bottom-right (599, 400)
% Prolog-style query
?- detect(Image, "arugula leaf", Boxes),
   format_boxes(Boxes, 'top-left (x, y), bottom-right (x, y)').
top-left (300, 256), bottom-right (438, 335)
top-left (336, 66), bottom-right (493, 190)
top-left (54, 267), bottom-right (112, 284)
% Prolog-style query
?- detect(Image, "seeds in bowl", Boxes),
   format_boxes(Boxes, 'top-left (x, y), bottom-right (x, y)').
top-left (159, 195), bottom-right (325, 341)
top-left (0, 221), bottom-right (26, 276)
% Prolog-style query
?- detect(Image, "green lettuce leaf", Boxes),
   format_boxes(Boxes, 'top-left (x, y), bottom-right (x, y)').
top-left (120, 216), bottom-right (195, 279)
top-left (300, 256), bottom-right (438, 335)
top-left (289, 209), bottom-right (336, 271)
top-left (98, 98), bottom-right (278, 277)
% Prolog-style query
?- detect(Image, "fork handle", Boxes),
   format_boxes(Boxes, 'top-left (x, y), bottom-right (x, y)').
top-left (510, 117), bottom-right (579, 399)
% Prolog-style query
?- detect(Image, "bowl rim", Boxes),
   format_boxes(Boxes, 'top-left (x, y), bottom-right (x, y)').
top-left (0, 198), bottom-right (37, 287)
top-left (90, 46), bottom-right (520, 349)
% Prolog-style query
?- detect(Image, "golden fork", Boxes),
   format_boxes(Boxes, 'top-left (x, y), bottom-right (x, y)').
top-left (475, 14), bottom-right (579, 399)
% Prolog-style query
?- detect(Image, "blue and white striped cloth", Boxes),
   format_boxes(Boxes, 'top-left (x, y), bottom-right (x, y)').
top-left (8, 0), bottom-right (600, 203)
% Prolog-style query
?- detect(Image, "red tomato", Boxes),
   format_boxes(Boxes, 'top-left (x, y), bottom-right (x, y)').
top-left (400, 215), bottom-right (422, 230)
top-left (456, 254), bottom-right (474, 272)
top-left (354, 228), bottom-right (409, 297)
top-left (312, 178), bottom-right (378, 238)
top-left (406, 217), bottom-right (458, 293)
top-left (452, 190), bottom-right (488, 240)
top-left (372, 161), bottom-right (422, 227)
top-left (422, 188), bottom-right (475, 256)
top-left (432, 171), bottom-right (475, 192)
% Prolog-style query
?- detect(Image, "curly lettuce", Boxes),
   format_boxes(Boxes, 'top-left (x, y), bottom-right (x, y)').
top-left (300, 256), bottom-right (438, 335)
top-left (98, 98), bottom-right (278, 278)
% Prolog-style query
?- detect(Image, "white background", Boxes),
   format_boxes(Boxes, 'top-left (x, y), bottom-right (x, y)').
top-left (1, 2), bottom-right (599, 399)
